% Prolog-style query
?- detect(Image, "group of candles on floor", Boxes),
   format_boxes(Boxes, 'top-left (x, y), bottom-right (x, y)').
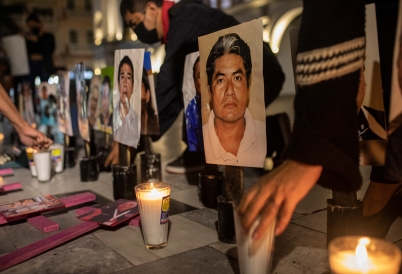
top-left (2, 148), bottom-right (402, 273)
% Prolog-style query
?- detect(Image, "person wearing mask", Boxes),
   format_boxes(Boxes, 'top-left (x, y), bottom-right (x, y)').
top-left (115, 0), bottom-right (285, 173)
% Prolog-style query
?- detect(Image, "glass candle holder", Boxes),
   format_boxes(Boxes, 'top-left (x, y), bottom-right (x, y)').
top-left (26, 147), bottom-right (37, 177)
top-left (135, 182), bottom-right (171, 250)
top-left (33, 150), bottom-right (52, 182)
top-left (233, 204), bottom-right (275, 274)
top-left (328, 236), bottom-right (401, 274)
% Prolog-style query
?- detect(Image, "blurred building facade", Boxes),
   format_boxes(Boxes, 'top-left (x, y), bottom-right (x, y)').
top-left (1, 0), bottom-right (305, 95)
top-left (2, 0), bottom-right (94, 72)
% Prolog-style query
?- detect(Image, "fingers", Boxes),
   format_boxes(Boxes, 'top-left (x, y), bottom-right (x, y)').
top-left (274, 199), bottom-right (296, 236)
top-left (252, 196), bottom-right (281, 240)
top-left (238, 173), bottom-right (275, 233)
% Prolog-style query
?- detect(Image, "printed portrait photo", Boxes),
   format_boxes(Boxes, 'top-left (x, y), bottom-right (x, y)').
top-left (88, 75), bottom-right (100, 129)
top-left (182, 51), bottom-right (203, 152)
top-left (75, 62), bottom-right (90, 142)
top-left (56, 71), bottom-right (73, 136)
top-left (77, 199), bottom-right (138, 227)
top-left (38, 82), bottom-right (57, 139)
top-left (198, 19), bottom-right (267, 168)
top-left (141, 51), bottom-right (159, 136)
top-left (95, 67), bottom-right (114, 134)
top-left (21, 81), bottom-right (35, 127)
top-left (113, 49), bottom-right (144, 148)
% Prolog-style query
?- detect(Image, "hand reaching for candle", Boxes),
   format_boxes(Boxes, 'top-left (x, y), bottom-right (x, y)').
top-left (17, 124), bottom-right (52, 150)
top-left (237, 160), bottom-right (322, 239)
top-left (0, 84), bottom-right (52, 149)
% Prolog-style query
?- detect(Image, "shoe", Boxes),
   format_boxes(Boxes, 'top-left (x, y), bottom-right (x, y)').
top-left (359, 185), bottom-right (402, 239)
top-left (166, 151), bottom-right (205, 174)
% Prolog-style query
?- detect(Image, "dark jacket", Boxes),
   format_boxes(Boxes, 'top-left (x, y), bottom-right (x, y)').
top-left (154, 0), bottom-right (285, 138)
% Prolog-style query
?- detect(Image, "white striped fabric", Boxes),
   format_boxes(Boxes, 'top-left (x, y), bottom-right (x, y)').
top-left (296, 37), bottom-right (366, 86)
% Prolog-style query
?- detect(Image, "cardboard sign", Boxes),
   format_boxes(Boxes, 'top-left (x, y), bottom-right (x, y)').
top-left (75, 63), bottom-right (90, 142)
top-left (113, 49), bottom-right (144, 148)
top-left (56, 71), bottom-right (73, 136)
top-left (141, 51), bottom-right (160, 136)
top-left (199, 19), bottom-right (267, 167)
top-left (2, 35), bottom-right (29, 76)
top-left (94, 67), bottom-right (114, 134)
top-left (0, 195), bottom-right (64, 219)
top-left (76, 199), bottom-right (138, 227)
top-left (21, 82), bottom-right (36, 127)
top-left (182, 52), bottom-right (203, 152)
top-left (88, 75), bottom-right (101, 130)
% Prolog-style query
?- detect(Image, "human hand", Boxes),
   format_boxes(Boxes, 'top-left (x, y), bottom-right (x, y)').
top-left (16, 124), bottom-right (52, 149)
top-left (104, 141), bottom-right (119, 167)
top-left (237, 160), bottom-right (322, 239)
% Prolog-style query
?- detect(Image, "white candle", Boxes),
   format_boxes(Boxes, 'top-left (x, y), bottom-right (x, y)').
top-left (135, 182), bottom-right (171, 249)
top-left (33, 150), bottom-right (52, 182)
top-left (329, 236), bottom-right (401, 274)
top-left (233, 209), bottom-right (275, 274)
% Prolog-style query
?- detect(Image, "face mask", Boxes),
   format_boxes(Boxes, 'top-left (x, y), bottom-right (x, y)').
top-left (31, 27), bottom-right (40, 35)
top-left (134, 22), bottom-right (160, 44)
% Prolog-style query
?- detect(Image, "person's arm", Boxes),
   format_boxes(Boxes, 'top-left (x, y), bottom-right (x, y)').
top-left (0, 84), bottom-right (52, 149)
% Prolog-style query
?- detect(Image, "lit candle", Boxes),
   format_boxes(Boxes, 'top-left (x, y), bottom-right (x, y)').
top-left (135, 182), bottom-right (171, 250)
top-left (329, 236), bottom-right (401, 274)
top-left (26, 147), bottom-right (38, 177)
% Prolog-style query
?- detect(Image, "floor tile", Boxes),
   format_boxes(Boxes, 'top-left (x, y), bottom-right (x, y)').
top-left (209, 241), bottom-right (238, 259)
top-left (295, 185), bottom-right (331, 214)
top-left (146, 215), bottom-right (219, 258)
top-left (171, 186), bottom-right (205, 209)
top-left (113, 246), bottom-right (239, 274)
top-left (273, 223), bottom-right (327, 271)
top-left (0, 227), bottom-right (15, 256)
top-left (291, 210), bottom-right (327, 233)
top-left (273, 246), bottom-right (329, 274)
top-left (180, 207), bottom-right (218, 230)
top-left (94, 226), bottom-right (161, 266)
top-left (1, 234), bottom-right (133, 274)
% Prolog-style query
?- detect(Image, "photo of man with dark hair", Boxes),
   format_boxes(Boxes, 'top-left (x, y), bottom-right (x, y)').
top-left (113, 51), bottom-right (142, 148)
top-left (202, 32), bottom-right (266, 167)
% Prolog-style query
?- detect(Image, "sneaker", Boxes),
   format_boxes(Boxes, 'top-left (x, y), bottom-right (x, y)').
top-left (166, 152), bottom-right (205, 174)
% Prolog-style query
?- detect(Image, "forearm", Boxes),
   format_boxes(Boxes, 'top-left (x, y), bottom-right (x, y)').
top-left (0, 84), bottom-right (28, 133)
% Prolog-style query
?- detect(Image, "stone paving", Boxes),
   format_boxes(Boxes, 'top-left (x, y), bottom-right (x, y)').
top-left (0, 96), bottom-right (401, 273)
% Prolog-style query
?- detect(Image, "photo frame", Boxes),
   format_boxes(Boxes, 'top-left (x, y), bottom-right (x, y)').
top-left (198, 19), bottom-right (266, 167)
top-left (113, 49), bottom-right (144, 148)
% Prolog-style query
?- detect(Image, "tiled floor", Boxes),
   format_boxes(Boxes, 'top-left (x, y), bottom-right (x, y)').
top-left (0, 95), bottom-right (402, 273)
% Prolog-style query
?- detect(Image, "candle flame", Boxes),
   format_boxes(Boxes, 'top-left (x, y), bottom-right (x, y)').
top-left (356, 237), bottom-right (370, 268)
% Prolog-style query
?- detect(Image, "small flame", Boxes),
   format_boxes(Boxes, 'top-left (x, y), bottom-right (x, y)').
top-left (356, 238), bottom-right (370, 268)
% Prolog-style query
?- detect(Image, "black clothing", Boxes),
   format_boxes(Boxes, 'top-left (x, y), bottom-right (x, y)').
top-left (285, 0), bottom-right (365, 192)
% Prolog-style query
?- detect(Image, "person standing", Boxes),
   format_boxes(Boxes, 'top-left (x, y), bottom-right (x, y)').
top-left (24, 12), bottom-right (55, 112)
